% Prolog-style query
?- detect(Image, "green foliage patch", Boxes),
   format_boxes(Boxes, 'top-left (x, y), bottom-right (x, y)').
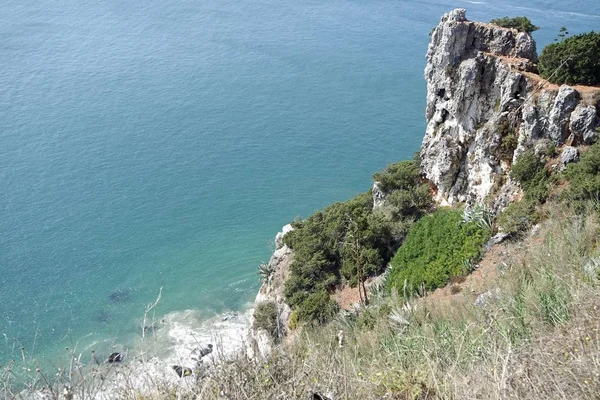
top-left (372, 160), bottom-right (421, 192)
top-left (284, 158), bottom-right (431, 323)
top-left (489, 16), bottom-right (539, 33)
top-left (295, 290), bottom-right (339, 324)
top-left (388, 209), bottom-right (490, 296)
top-left (253, 301), bottom-right (281, 340)
top-left (538, 31), bottom-right (600, 86)
top-left (564, 142), bottom-right (600, 211)
top-left (510, 150), bottom-right (550, 203)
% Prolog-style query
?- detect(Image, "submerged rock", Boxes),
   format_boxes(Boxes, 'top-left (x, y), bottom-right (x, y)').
top-left (107, 352), bottom-right (123, 363)
top-left (110, 288), bottom-right (132, 303)
top-left (95, 309), bottom-right (112, 324)
top-left (195, 343), bottom-right (213, 358)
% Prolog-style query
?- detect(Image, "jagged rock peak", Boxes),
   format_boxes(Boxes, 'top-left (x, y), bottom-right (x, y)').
top-left (428, 8), bottom-right (537, 71)
top-left (420, 9), bottom-right (599, 207)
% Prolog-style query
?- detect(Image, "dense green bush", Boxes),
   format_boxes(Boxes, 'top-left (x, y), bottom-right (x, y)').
top-left (373, 160), bottom-right (421, 192)
top-left (253, 301), bottom-right (281, 339)
top-left (385, 184), bottom-right (432, 220)
top-left (489, 16), bottom-right (539, 33)
top-left (564, 142), bottom-right (600, 210)
top-left (388, 209), bottom-right (490, 296)
top-left (283, 191), bottom-right (398, 322)
top-left (538, 31), bottom-right (600, 86)
top-left (295, 290), bottom-right (338, 324)
top-left (510, 151), bottom-right (549, 203)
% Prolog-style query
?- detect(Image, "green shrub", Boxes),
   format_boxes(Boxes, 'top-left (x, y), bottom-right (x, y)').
top-left (296, 290), bottom-right (338, 324)
top-left (388, 209), bottom-right (490, 296)
top-left (253, 301), bottom-right (281, 339)
top-left (489, 16), bottom-right (539, 33)
top-left (355, 309), bottom-right (377, 330)
top-left (288, 310), bottom-right (299, 331)
top-left (510, 151), bottom-right (549, 203)
top-left (373, 159), bottom-right (421, 192)
top-left (385, 184), bottom-right (432, 220)
top-left (538, 31), bottom-right (600, 86)
top-left (497, 200), bottom-right (539, 237)
top-left (499, 132), bottom-right (518, 160)
top-left (564, 142), bottom-right (600, 211)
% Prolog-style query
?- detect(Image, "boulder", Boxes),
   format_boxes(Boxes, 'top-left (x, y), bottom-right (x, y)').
top-left (546, 85), bottom-right (580, 143)
top-left (569, 104), bottom-right (598, 144)
top-left (560, 146), bottom-right (579, 170)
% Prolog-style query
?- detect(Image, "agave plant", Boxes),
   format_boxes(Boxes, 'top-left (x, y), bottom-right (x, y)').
top-left (369, 267), bottom-right (391, 299)
top-left (462, 258), bottom-right (477, 273)
top-left (583, 256), bottom-right (600, 279)
top-left (388, 303), bottom-right (413, 333)
top-left (463, 203), bottom-right (494, 229)
top-left (257, 262), bottom-right (275, 284)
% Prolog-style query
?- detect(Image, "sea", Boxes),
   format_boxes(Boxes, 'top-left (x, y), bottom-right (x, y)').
top-left (1, 0), bottom-right (599, 366)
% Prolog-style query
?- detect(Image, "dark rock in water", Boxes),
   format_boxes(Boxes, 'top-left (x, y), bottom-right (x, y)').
top-left (199, 344), bottom-right (213, 358)
top-left (172, 365), bottom-right (193, 377)
top-left (107, 352), bottom-right (123, 363)
top-left (95, 310), bottom-right (112, 324)
top-left (143, 319), bottom-right (164, 334)
top-left (110, 289), bottom-right (132, 303)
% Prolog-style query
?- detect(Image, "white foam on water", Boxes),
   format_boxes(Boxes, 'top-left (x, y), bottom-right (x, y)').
top-left (25, 307), bottom-right (254, 399)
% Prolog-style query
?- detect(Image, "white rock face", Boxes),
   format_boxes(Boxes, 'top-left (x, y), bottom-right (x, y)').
top-left (420, 9), bottom-right (599, 207)
top-left (570, 104), bottom-right (598, 144)
top-left (247, 225), bottom-right (294, 359)
top-left (546, 85), bottom-right (580, 142)
top-left (372, 181), bottom-right (386, 208)
top-left (275, 223), bottom-right (294, 249)
top-left (560, 146), bottom-right (579, 170)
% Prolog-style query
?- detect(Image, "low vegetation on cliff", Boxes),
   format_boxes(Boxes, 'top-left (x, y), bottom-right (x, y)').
top-left (489, 16), bottom-right (539, 33)
top-left (282, 158), bottom-right (431, 323)
top-left (388, 208), bottom-right (490, 296)
top-left (215, 144), bottom-right (600, 399)
top-left (539, 31), bottom-right (600, 86)
top-left (564, 142), bottom-right (600, 209)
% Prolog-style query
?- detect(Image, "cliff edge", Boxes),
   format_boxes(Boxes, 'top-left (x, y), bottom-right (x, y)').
top-left (421, 9), bottom-right (600, 208)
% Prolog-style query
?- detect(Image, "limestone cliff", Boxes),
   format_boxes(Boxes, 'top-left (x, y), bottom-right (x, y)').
top-left (247, 225), bottom-right (294, 359)
top-left (421, 9), bottom-right (600, 208)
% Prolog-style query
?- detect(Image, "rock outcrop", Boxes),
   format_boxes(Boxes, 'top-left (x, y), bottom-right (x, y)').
top-left (420, 9), bottom-right (600, 207)
top-left (247, 225), bottom-right (294, 359)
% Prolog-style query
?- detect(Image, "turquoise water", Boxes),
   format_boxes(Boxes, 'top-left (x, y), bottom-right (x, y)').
top-left (1, 0), bottom-right (599, 363)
